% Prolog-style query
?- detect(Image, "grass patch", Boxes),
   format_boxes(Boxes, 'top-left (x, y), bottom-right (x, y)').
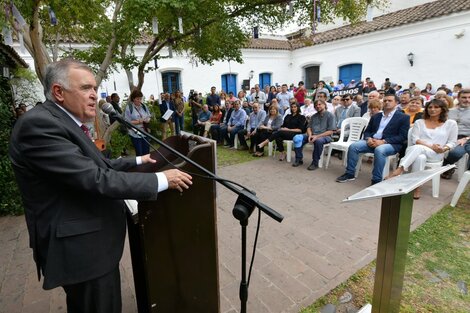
top-left (217, 146), bottom-right (257, 167)
top-left (301, 195), bottom-right (470, 313)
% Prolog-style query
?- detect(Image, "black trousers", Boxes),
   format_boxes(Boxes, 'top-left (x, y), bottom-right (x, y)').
top-left (63, 265), bottom-right (122, 313)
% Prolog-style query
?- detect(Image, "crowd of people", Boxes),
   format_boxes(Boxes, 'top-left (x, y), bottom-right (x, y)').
top-left (139, 78), bottom-right (466, 200)
top-left (14, 76), bottom-right (468, 194)
top-left (8, 57), bottom-right (469, 312)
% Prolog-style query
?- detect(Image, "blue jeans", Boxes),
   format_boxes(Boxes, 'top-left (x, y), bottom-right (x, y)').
top-left (130, 136), bottom-right (150, 156)
top-left (444, 141), bottom-right (470, 168)
top-left (174, 114), bottom-right (184, 135)
top-left (346, 140), bottom-right (397, 183)
top-left (294, 135), bottom-right (331, 166)
top-left (222, 125), bottom-right (244, 146)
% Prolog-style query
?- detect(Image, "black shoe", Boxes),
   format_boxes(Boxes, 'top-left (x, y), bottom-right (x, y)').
top-left (370, 180), bottom-right (380, 186)
top-left (307, 163), bottom-right (318, 171)
top-left (223, 143), bottom-right (231, 147)
top-left (336, 173), bottom-right (355, 183)
top-left (239, 145), bottom-right (249, 151)
top-left (292, 160), bottom-right (303, 167)
top-left (440, 168), bottom-right (455, 180)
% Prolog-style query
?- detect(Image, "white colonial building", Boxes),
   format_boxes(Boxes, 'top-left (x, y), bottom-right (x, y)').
top-left (14, 0), bottom-right (470, 100)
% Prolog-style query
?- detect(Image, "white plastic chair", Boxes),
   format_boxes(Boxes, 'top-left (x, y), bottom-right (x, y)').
top-left (268, 140), bottom-right (293, 162)
top-left (457, 153), bottom-right (469, 182)
top-left (451, 170), bottom-right (470, 207)
top-left (325, 117), bottom-right (369, 169)
top-left (355, 153), bottom-right (398, 179)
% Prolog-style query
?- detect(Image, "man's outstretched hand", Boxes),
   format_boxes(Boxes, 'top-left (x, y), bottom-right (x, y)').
top-left (163, 169), bottom-right (193, 192)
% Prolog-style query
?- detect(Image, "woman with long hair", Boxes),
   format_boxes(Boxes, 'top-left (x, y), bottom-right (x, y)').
top-left (205, 104), bottom-right (223, 138)
top-left (173, 90), bottom-right (185, 135)
top-left (257, 100), bottom-right (307, 161)
top-left (266, 86), bottom-right (277, 111)
top-left (388, 99), bottom-right (457, 198)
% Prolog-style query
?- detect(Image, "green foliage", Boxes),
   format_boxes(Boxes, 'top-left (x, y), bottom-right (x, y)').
top-left (301, 203), bottom-right (470, 312)
top-left (108, 127), bottom-right (132, 158)
top-left (0, 74), bottom-right (23, 215)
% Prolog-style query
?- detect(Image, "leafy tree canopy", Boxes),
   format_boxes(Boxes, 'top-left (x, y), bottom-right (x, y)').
top-left (1, 0), bottom-right (388, 90)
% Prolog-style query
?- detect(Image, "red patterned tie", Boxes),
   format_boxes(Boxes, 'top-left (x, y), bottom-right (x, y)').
top-left (80, 124), bottom-right (92, 140)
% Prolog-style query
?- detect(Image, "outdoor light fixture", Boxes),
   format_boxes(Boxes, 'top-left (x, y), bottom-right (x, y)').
top-left (407, 52), bottom-right (414, 67)
top-left (249, 70), bottom-right (254, 79)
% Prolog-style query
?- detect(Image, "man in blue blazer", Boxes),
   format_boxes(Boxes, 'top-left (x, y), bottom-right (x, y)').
top-left (336, 94), bottom-right (409, 185)
top-left (9, 59), bottom-right (192, 313)
top-left (159, 92), bottom-right (175, 140)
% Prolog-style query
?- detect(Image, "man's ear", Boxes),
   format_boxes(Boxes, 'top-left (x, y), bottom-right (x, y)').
top-left (52, 84), bottom-right (65, 103)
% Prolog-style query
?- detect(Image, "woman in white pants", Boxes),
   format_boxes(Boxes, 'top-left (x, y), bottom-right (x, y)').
top-left (388, 99), bottom-right (458, 199)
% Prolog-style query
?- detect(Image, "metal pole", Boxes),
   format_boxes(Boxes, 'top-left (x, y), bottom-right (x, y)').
top-left (372, 193), bottom-right (413, 313)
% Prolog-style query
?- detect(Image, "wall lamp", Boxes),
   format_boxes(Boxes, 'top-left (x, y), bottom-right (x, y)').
top-left (249, 70), bottom-right (254, 79)
top-left (407, 52), bottom-right (414, 67)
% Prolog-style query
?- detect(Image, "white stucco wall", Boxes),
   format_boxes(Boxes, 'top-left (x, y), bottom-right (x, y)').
top-left (98, 48), bottom-right (291, 100)
top-left (13, 7), bottom-right (470, 102)
top-left (291, 10), bottom-right (470, 89)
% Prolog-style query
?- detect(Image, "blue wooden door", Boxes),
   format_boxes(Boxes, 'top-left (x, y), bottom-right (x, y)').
top-left (221, 74), bottom-right (237, 94)
top-left (339, 64), bottom-right (362, 86)
top-left (162, 72), bottom-right (181, 93)
top-left (259, 73), bottom-right (271, 88)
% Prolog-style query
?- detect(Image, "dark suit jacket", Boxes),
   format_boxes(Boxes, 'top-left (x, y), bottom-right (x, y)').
top-left (159, 100), bottom-right (175, 122)
top-left (9, 100), bottom-right (159, 290)
top-left (363, 109), bottom-right (410, 152)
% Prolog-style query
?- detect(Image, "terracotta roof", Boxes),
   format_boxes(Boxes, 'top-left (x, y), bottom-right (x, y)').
top-left (0, 38), bottom-right (28, 68)
top-left (290, 0), bottom-right (470, 49)
top-left (246, 38), bottom-right (290, 50)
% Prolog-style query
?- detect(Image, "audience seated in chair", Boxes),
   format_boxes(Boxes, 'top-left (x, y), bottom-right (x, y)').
top-left (220, 100), bottom-right (247, 149)
top-left (292, 99), bottom-right (336, 170)
top-left (199, 104), bottom-right (223, 138)
top-left (193, 104), bottom-right (211, 136)
top-left (211, 101), bottom-right (233, 144)
top-left (441, 88), bottom-right (470, 179)
top-left (388, 99), bottom-right (457, 199)
top-left (252, 105), bottom-right (283, 157)
top-left (336, 94), bottom-right (409, 185)
top-left (257, 100), bottom-right (307, 161)
top-left (238, 103), bottom-right (266, 151)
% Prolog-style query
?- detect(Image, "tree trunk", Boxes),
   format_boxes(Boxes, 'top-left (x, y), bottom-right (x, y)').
top-left (28, 2), bottom-right (52, 85)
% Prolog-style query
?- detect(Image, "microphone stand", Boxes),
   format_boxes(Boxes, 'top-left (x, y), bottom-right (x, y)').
top-left (110, 112), bottom-right (283, 313)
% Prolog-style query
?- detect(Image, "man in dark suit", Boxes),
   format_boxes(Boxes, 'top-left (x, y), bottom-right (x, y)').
top-left (9, 59), bottom-right (192, 313)
top-left (336, 94), bottom-right (409, 185)
top-left (159, 93), bottom-right (175, 140)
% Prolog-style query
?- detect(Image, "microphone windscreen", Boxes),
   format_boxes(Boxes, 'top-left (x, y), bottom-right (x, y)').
top-left (102, 102), bottom-right (116, 115)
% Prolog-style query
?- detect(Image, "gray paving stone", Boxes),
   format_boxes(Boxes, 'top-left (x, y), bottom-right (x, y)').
top-left (0, 157), bottom-right (458, 312)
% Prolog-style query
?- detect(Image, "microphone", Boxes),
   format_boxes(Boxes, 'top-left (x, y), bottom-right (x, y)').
top-left (102, 102), bottom-right (122, 120)
top-left (102, 100), bottom-right (283, 223)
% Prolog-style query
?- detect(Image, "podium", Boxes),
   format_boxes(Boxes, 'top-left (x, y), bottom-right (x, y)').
top-left (127, 134), bottom-right (220, 313)
top-left (344, 165), bottom-right (454, 313)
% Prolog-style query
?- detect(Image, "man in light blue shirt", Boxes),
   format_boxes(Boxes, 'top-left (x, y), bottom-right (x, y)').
top-left (276, 84), bottom-right (294, 115)
top-left (238, 103), bottom-right (266, 151)
top-left (222, 100), bottom-right (247, 148)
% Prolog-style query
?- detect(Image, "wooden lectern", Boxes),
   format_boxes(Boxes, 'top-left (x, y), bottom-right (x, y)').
top-left (127, 134), bottom-right (220, 313)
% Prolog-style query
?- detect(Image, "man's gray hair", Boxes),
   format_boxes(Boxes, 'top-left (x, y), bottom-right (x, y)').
top-left (44, 58), bottom-right (92, 101)
top-left (368, 90), bottom-right (379, 97)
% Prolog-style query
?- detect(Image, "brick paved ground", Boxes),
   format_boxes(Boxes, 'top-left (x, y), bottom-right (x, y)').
top-left (0, 155), bottom-right (459, 313)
